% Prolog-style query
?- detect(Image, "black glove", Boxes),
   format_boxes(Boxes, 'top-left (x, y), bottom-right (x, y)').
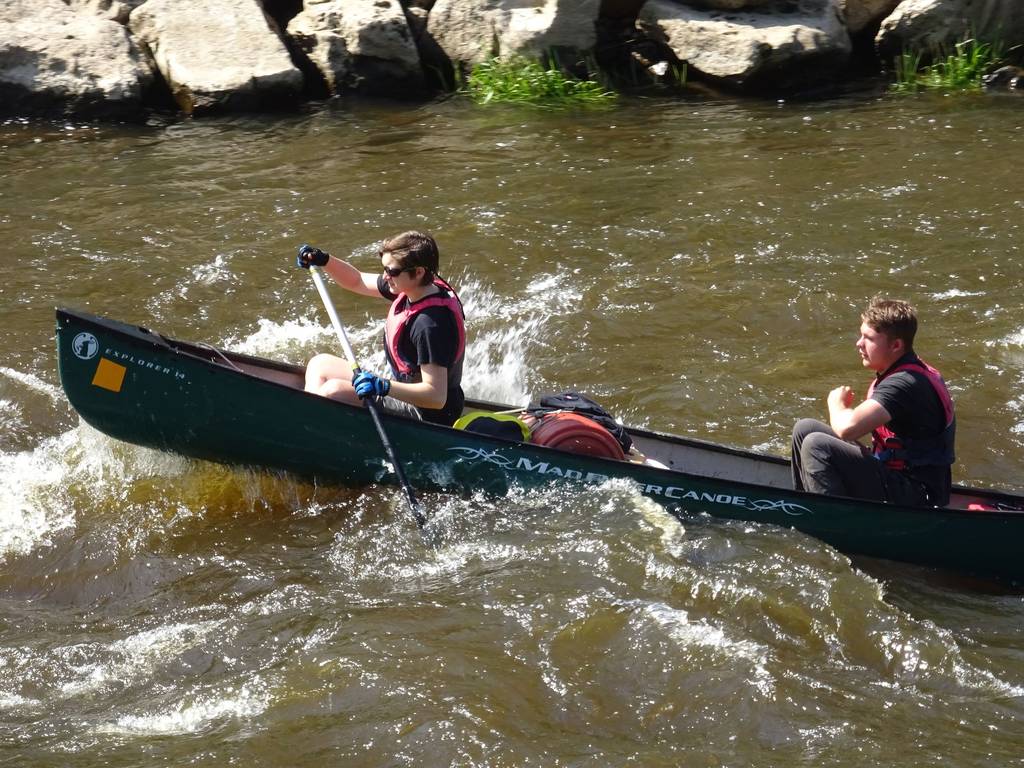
top-left (297, 244), bottom-right (329, 269)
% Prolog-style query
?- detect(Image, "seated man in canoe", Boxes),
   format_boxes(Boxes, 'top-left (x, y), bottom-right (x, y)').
top-left (791, 297), bottom-right (955, 506)
top-left (296, 231), bottom-right (466, 426)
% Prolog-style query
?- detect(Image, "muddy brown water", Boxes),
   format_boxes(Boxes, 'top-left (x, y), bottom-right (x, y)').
top-left (1, 94), bottom-right (1023, 765)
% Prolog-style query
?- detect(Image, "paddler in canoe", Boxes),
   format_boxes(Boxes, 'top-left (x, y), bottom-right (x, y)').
top-left (791, 296), bottom-right (955, 506)
top-left (295, 230), bottom-right (466, 427)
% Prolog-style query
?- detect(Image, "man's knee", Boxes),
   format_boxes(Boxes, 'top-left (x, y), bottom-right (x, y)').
top-left (800, 431), bottom-right (851, 478)
top-left (801, 430), bottom-right (833, 458)
top-left (797, 431), bottom-right (847, 495)
top-left (793, 418), bottom-right (826, 442)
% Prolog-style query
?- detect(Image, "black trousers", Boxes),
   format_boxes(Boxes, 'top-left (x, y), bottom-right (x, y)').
top-left (790, 419), bottom-right (929, 506)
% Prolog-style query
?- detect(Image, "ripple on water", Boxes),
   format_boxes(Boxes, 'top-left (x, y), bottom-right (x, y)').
top-left (0, 430), bottom-right (79, 561)
top-left (3, 100), bottom-right (1024, 764)
top-left (97, 678), bottom-right (271, 737)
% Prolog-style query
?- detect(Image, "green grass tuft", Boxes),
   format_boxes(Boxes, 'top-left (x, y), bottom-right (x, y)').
top-left (462, 57), bottom-right (616, 107)
top-left (891, 38), bottom-right (1004, 92)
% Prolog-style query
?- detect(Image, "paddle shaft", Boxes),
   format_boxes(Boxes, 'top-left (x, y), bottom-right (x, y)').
top-left (309, 267), bottom-right (426, 528)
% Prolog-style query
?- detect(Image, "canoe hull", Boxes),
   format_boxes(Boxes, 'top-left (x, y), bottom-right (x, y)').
top-left (56, 308), bottom-right (1024, 583)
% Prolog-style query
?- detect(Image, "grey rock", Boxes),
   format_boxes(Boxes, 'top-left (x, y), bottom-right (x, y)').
top-left (66, 0), bottom-right (147, 25)
top-left (287, 0), bottom-right (422, 96)
top-left (129, 0), bottom-right (303, 115)
top-left (982, 64), bottom-right (1024, 89)
top-left (637, 0), bottom-right (852, 92)
top-left (876, 0), bottom-right (1024, 60)
top-left (0, 0), bottom-right (153, 117)
top-left (427, 0), bottom-right (602, 68)
top-left (683, 0), bottom-right (778, 9)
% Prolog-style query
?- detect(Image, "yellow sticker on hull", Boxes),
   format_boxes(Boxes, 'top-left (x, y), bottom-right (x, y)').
top-left (92, 357), bottom-right (127, 393)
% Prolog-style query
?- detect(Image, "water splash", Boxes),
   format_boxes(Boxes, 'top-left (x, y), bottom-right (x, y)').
top-left (0, 367), bottom-right (64, 405)
top-left (0, 418), bottom-right (336, 563)
top-left (224, 313), bottom-right (382, 364)
top-left (997, 327), bottom-right (1024, 348)
top-left (219, 274), bottom-right (552, 407)
top-left (60, 621), bottom-right (224, 698)
top-left (98, 679), bottom-right (271, 736)
top-left (458, 275), bottom-right (554, 404)
top-left (991, 328), bottom-right (1024, 436)
top-left (190, 253), bottom-right (233, 286)
top-left (0, 430), bottom-right (79, 561)
top-left (0, 267), bottom-right (563, 565)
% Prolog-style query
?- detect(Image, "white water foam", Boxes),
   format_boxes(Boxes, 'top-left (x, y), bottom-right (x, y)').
top-left (867, 627), bottom-right (1024, 700)
top-left (640, 599), bottom-right (759, 653)
top-left (0, 397), bottom-right (21, 436)
top-left (60, 620), bottom-right (224, 698)
top-left (0, 691), bottom-right (34, 710)
top-left (224, 314), bottom-right (382, 363)
top-left (98, 679), bottom-right (271, 736)
top-left (0, 268), bottom-right (575, 568)
top-left (75, 418), bottom-right (193, 481)
top-left (0, 419), bottom-right (205, 562)
top-left (990, 328), bottom-right (1024, 435)
top-left (997, 327), bottom-right (1024, 348)
top-left (930, 289), bottom-right (984, 301)
top-left (190, 253), bottom-right (233, 286)
top-left (458, 275), bottom-right (561, 405)
top-left (634, 601), bottom-right (775, 698)
top-left (0, 430), bottom-right (79, 561)
top-left (219, 274), bottom-right (556, 408)
top-left (0, 367), bottom-right (65, 405)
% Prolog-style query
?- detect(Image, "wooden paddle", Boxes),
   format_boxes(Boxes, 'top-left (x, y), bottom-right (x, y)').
top-left (308, 266), bottom-right (427, 529)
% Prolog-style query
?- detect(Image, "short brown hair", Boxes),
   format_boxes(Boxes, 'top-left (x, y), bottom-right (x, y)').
top-left (380, 231), bottom-right (439, 286)
top-left (862, 296), bottom-right (917, 350)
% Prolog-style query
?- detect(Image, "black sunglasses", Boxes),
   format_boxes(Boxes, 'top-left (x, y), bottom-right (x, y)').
top-left (382, 264), bottom-right (414, 278)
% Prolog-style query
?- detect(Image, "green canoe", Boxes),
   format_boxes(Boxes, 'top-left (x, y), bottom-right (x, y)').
top-left (56, 307), bottom-right (1024, 583)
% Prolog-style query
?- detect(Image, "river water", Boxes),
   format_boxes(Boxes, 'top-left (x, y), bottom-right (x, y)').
top-left (2, 93), bottom-right (1023, 765)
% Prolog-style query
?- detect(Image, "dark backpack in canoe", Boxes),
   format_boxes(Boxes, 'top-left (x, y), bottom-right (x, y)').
top-left (527, 391), bottom-right (633, 454)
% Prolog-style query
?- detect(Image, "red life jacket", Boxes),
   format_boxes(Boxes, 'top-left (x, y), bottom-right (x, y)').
top-left (384, 277), bottom-right (465, 380)
top-left (867, 357), bottom-right (955, 470)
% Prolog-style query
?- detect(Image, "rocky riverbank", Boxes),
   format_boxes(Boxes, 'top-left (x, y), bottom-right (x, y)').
top-left (1, 0), bottom-right (1021, 119)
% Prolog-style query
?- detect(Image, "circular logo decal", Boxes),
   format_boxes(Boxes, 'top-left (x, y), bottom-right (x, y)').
top-left (72, 332), bottom-right (99, 360)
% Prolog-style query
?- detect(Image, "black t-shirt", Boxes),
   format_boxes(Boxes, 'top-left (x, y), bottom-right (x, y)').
top-left (378, 277), bottom-right (465, 425)
top-left (869, 355), bottom-right (952, 503)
